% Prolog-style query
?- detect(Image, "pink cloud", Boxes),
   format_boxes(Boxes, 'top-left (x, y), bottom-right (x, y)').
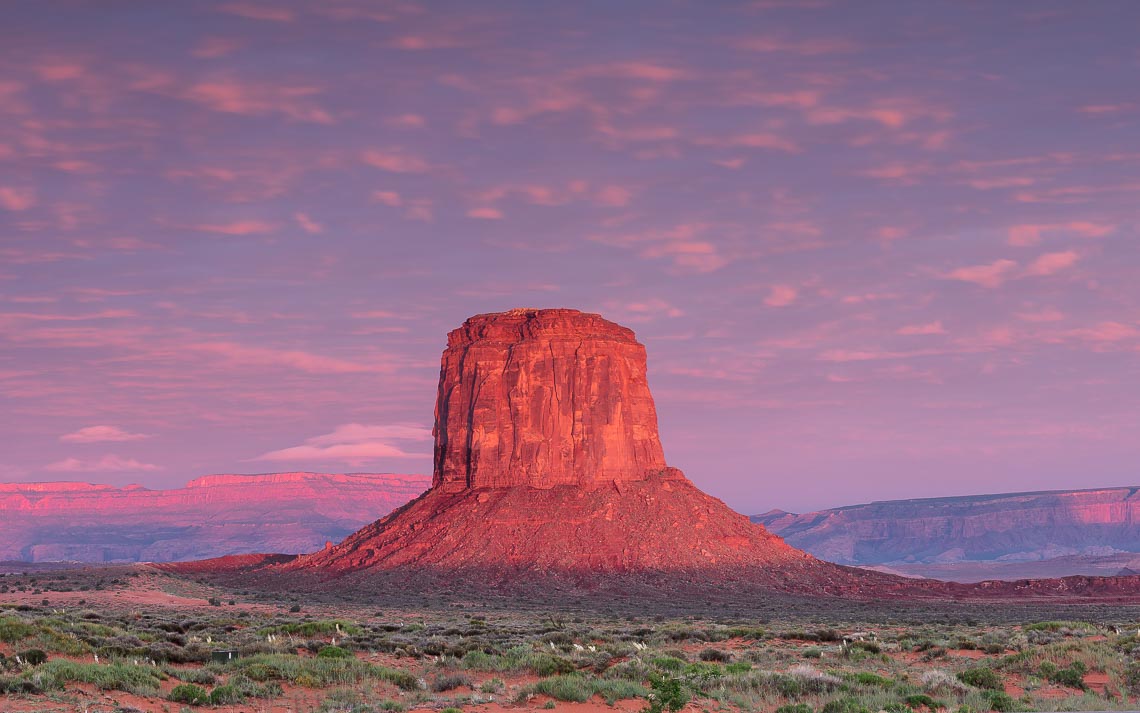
top-left (187, 342), bottom-right (385, 374)
top-left (576, 61), bottom-right (692, 82)
top-left (372, 191), bottom-right (403, 206)
top-left (764, 285), bottom-right (798, 307)
top-left (387, 113), bottom-right (426, 128)
top-left (193, 220), bottom-right (275, 236)
top-left (595, 185), bottom-right (633, 207)
top-left (1024, 250), bottom-right (1080, 277)
top-left (734, 35), bottom-right (858, 55)
top-left (192, 37), bottom-right (243, 59)
top-left (218, 2), bottom-right (295, 22)
top-left (1015, 307), bottom-right (1065, 323)
top-left (699, 132), bottom-right (799, 152)
top-left (35, 61), bottom-right (86, 81)
top-left (897, 321), bottom-right (946, 335)
top-left (294, 212), bottom-right (324, 234)
top-left (603, 298), bottom-right (685, 322)
top-left (943, 259), bottom-right (1018, 288)
top-left (387, 34), bottom-right (466, 50)
top-left (1008, 221), bottom-right (1114, 246)
top-left (468, 206), bottom-right (504, 219)
top-left (181, 81), bottom-right (333, 123)
top-left (361, 150), bottom-right (431, 173)
top-left (0, 187), bottom-right (36, 211)
top-left (45, 455), bottom-right (161, 472)
top-left (253, 422), bottom-right (430, 463)
top-left (965, 176), bottom-right (1035, 190)
top-left (60, 425), bottom-right (149, 443)
top-left (1067, 322), bottom-right (1138, 343)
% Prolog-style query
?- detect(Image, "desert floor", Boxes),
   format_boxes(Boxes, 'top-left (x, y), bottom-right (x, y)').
top-left (3, 565), bottom-right (1140, 713)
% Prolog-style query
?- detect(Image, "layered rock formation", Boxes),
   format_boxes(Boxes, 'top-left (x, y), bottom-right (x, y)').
top-left (288, 308), bottom-right (828, 579)
top-left (755, 487), bottom-right (1140, 578)
top-left (0, 472), bottom-right (429, 563)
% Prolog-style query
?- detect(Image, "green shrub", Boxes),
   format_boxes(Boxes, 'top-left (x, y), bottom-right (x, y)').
top-left (431, 672), bottom-right (472, 692)
top-left (170, 683), bottom-right (210, 705)
top-left (0, 617), bottom-right (33, 643)
top-left (698, 648), bottom-right (731, 662)
top-left (957, 667), bottom-right (1002, 691)
top-left (821, 697), bottom-right (871, 713)
top-left (646, 672), bottom-right (689, 713)
top-left (851, 672), bottom-right (892, 687)
top-left (776, 705), bottom-right (813, 713)
top-left (528, 654), bottom-right (576, 677)
top-left (987, 691), bottom-right (1016, 712)
top-left (18, 649), bottom-right (46, 666)
top-left (317, 645), bottom-right (353, 659)
top-left (904, 693), bottom-right (942, 709)
top-left (1038, 661), bottom-right (1086, 690)
top-left (208, 683), bottom-right (243, 704)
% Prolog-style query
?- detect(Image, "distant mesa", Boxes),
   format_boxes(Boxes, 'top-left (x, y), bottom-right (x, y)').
top-left (755, 487), bottom-right (1140, 581)
top-left (0, 472), bottom-right (429, 563)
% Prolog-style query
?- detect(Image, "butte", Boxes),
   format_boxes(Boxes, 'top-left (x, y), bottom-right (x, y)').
top-left (171, 308), bottom-right (1140, 603)
top-left (284, 308), bottom-right (854, 590)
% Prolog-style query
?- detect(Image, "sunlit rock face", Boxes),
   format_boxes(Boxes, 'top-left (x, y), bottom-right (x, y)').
top-left (433, 308), bottom-right (667, 492)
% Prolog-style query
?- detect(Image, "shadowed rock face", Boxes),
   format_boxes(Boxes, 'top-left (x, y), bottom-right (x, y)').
top-left (433, 308), bottom-right (666, 492)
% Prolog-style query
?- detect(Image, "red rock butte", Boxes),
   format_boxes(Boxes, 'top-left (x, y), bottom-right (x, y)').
top-left (434, 308), bottom-right (666, 491)
top-left (288, 308), bottom-right (830, 578)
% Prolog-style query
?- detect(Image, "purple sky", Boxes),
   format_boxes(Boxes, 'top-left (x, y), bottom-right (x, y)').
top-left (2, 1), bottom-right (1138, 514)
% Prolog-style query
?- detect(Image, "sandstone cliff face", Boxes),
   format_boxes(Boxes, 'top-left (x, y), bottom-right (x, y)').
top-left (754, 487), bottom-right (1140, 567)
top-left (434, 309), bottom-right (666, 491)
top-left (0, 472), bottom-right (429, 562)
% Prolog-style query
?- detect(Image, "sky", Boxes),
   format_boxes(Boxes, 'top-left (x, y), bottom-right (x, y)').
top-left (1, 1), bottom-right (1138, 514)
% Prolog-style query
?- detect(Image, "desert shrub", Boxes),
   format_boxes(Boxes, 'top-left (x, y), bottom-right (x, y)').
top-left (821, 697), bottom-right (871, 713)
top-left (699, 648), bottom-right (732, 662)
top-left (849, 640), bottom-right (881, 654)
top-left (170, 683), bottom-right (209, 704)
top-left (803, 648), bottom-right (823, 659)
top-left (221, 653), bottom-right (418, 691)
top-left (645, 672), bottom-right (689, 713)
top-left (775, 705), bottom-right (813, 713)
top-left (957, 667), bottom-right (1002, 691)
top-left (0, 617), bottom-right (33, 643)
top-left (164, 666), bottom-right (216, 685)
top-left (987, 691), bottom-right (1017, 712)
top-left (30, 660), bottom-right (165, 695)
top-left (527, 653), bottom-right (577, 677)
top-left (480, 677), bottom-right (505, 693)
top-left (317, 645), bottom-right (353, 659)
top-left (920, 669), bottom-right (968, 694)
top-left (850, 671), bottom-right (892, 687)
top-left (1038, 660), bottom-right (1086, 689)
top-left (651, 656), bottom-right (687, 672)
top-left (431, 672), bottom-right (472, 692)
top-left (18, 649), bottom-right (46, 666)
top-left (0, 675), bottom-right (42, 694)
top-left (523, 674), bottom-right (647, 704)
top-left (903, 693), bottom-right (942, 709)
